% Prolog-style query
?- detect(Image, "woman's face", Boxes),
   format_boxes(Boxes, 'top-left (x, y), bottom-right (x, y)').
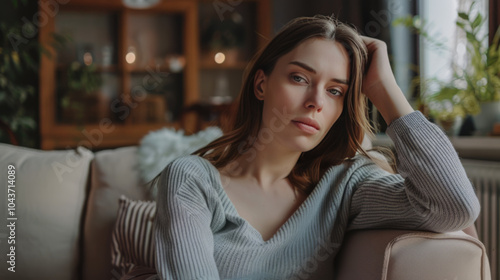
top-left (255, 37), bottom-right (351, 152)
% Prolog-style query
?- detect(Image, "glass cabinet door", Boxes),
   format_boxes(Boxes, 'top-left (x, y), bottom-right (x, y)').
top-left (198, 0), bottom-right (258, 104)
top-left (55, 11), bottom-right (120, 125)
top-left (54, 10), bottom-right (188, 126)
top-left (125, 12), bottom-right (185, 124)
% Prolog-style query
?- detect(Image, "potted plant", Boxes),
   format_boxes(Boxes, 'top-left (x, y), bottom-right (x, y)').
top-left (394, 2), bottom-right (500, 135)
top-left (458, 7), bottom-right (500, 135)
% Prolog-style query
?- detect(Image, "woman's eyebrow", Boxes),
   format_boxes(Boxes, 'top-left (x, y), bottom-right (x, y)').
top-left (289, 61), bottom-right (316, 73)
top-left (289, 61), bottom-right (350, 85)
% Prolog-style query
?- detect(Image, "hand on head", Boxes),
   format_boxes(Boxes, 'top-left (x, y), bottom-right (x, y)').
top-left (360, 36), bottom-right (414, 125)
top-left (360, 36), bottom-right (398, 99)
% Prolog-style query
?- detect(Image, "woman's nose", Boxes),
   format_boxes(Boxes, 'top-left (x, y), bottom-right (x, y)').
top-left (304, 87), bottom-right (324, 113)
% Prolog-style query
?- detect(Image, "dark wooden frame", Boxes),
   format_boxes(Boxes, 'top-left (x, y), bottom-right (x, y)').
top-left (489, 0), bottom-right (499, 44)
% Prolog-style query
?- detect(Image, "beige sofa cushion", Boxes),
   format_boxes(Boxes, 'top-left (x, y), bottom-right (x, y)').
top-left (83, 146), bottom-right (152, 280)
top-left (335, 229), bottom-right (491, 280)
top-left (382, 231), bottom-right (490, 280)
top-left (0, 143), bottom-right (93, 280)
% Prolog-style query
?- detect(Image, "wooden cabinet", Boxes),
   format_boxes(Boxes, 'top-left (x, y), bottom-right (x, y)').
top-left (39, 0), bottom-right (270, 150)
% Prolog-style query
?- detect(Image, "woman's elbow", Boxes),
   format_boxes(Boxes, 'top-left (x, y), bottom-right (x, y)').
top-left (429, 196), bottom-right (481, 232)
top-left (460, 196), bottom-right (481, 229)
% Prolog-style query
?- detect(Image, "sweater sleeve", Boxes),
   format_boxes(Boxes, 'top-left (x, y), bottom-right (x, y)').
top-left (154, 157), bottom-right (220, 279)
top-left (348, 111), bottom-right (480, 232)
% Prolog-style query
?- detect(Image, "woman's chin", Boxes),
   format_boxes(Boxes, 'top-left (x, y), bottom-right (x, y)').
top-left (287, 137), bottom-right (322, 153)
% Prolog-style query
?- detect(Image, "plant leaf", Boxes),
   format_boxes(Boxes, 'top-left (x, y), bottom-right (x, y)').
top-left (21, 52), bottom-right (37, 71)
top-left (472, 13), bottom-right (482, 29)
top-left (468, 1), bottom-right (476, 13)
top-left (458, 12), bottom-right (469, 20)
top-left (466, 31), bottom-right (477, 45)
top-left (456, 21), bottom-right (466, 30)
top-left (428, 86), bottom-right (461, 101)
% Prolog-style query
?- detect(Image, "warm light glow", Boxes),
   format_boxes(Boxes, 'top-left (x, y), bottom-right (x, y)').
top-left (83, 52), bottom-right (93, 65)
top-left (126, 52), bottom-right (136, 64)
top-left (214, 52), bottom-right (225, 64)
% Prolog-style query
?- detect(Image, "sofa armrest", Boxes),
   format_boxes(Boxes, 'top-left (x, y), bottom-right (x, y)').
top-left (335, 229), bottom-right (491, 280)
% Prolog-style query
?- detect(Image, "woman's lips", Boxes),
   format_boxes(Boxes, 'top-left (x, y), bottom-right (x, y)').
top-left (292, 118), bottom-right (320, 134)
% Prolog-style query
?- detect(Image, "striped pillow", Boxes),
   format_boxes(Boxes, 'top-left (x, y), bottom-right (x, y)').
top-left (111, 195), bottom-right (156, 274)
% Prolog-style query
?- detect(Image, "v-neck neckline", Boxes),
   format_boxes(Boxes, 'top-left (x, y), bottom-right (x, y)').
top-left (203, 157), bottom-right (325, 244)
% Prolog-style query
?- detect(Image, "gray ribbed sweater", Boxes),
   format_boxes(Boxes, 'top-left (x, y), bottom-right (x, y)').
top-left (154, 111), bottom-right (480, 280)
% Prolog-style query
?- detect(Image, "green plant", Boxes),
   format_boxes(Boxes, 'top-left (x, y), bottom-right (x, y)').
top-left (456, 7), bottom-right (500, 102)
top-left (59, 61), bottom-right (103, 123)
top-left (66, 61), bottom-right (102, 94)
top-left (394, 2), bottom-right (500, 122)
top-left (0, 0), bottom-right (68, 146)
top-left (0, 3), bottom-right (39, 147)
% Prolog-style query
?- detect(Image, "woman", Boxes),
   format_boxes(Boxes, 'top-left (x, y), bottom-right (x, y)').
top-left (154, 15), bottom-right (480, 279)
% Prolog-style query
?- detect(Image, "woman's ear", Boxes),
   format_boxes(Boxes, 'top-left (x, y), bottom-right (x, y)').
top-left (254, 69), bottom-right (266, 100)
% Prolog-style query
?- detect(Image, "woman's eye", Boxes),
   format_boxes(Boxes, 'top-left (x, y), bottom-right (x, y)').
top-left (291, 75), bottom-right (306, 83)
top-left (327, 88), bottom-right (343, 96)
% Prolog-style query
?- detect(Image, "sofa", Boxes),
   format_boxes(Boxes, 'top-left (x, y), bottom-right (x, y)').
top-left (0, 143), bottom-right (491, 280)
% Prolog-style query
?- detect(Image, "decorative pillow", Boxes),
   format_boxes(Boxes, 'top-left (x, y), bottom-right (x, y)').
top-left (137, 126), bottom-right (222, 197)
top-left (111, 195), bottom-right (157, 275)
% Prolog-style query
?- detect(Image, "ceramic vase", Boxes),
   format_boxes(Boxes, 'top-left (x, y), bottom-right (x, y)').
top-left (472, 101), bottom-right (500, 136)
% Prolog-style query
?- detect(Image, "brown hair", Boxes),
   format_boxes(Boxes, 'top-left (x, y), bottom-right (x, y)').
top-left (195, 15), bottom-right (381, 194)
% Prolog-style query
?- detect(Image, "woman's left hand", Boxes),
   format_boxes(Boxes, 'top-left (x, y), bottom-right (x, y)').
top-left (361, 36), bottom-right (414, 125)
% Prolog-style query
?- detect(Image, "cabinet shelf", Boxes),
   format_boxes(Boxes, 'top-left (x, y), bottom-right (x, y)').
top-left (57, 64), bottom-right (119, 72)
top-left (125, 67), bottom-right (183, 74)
top-left (199, 61), bottom-right (248, 70)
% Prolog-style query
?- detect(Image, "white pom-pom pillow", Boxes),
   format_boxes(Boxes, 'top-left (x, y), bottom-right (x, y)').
top-left (137, 126), bottom-right (222, 195)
